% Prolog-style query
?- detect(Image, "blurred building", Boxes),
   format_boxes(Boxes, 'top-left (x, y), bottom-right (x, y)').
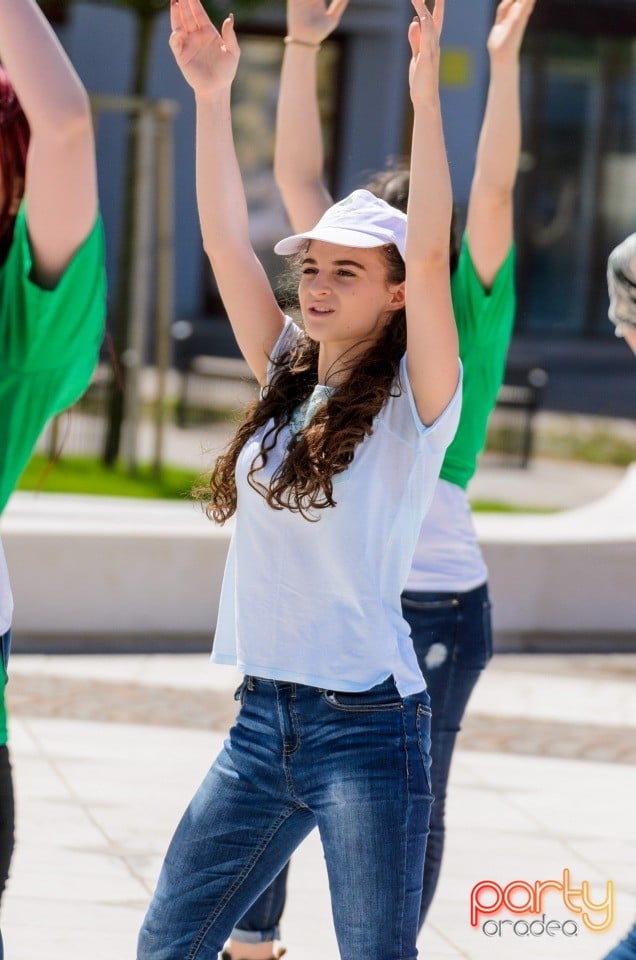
top-left (53, 0), bottom-right (636, 414)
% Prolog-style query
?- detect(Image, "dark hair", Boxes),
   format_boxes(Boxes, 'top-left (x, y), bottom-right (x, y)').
top-left (199, 243), bottom-right (406, 523)
top-left (0, 68), bottom-right (30, 248)
top-left (364, 162), bottom-right (460, 274)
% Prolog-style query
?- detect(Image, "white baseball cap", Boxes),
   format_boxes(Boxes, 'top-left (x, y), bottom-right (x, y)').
top-left (274, 189), bottom-right (407, 262)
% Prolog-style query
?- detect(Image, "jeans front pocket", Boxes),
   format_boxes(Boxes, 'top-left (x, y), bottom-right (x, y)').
top-left (321, 677), bottom-right (403, 713)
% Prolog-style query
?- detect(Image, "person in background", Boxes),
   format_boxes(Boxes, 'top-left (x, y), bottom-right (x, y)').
top-left (0, 1), bottom-right (105, 950)
top-left (608, 233), bottom-right (636, 356)
top-left (137, 0), bottom-right (460, 957)
top-left (600, 232), bottom-right (636, 959)
top-left (223, 0), bottom-right (534, 957)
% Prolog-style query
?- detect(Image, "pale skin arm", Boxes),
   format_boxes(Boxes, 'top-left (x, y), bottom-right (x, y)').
top-left (623, 327), bottom-right (636, 356)
top-left (466, 0), bottom-right (536, 288)
top-left (0, 0), bottom-right (97, 287)
top-left (405, 0), bottom-right (459, 425)
top-left (274, 0), bottom-right (349, 231)
top-left (169, 0), bottom-right (284, 386)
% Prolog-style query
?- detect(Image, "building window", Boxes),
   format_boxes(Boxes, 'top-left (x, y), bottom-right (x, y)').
top-left (516, 28), bottom-right (636, 337)
top-left (202, 33), bottom-right (342, 321)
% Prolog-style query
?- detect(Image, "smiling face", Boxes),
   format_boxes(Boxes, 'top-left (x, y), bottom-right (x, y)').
top-left (298, 241), bottom-right (405, 359)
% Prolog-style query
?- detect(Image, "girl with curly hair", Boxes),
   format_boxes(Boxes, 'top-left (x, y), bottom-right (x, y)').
top-left (137, 1), bottom-right (460, 957)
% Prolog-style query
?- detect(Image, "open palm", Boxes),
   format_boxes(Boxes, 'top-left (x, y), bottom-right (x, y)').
top-left (487, 0), bottom-right (536, 63)
top-left (408, 0), bottom-right (444, 107)
top-left (169, 0), bottom-right (240, 96)
top-left (287, 0), bottom-right (350, 46)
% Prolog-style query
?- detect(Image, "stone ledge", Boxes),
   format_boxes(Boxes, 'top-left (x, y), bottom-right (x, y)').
top-left (2, 465), bottom-right (635, 643)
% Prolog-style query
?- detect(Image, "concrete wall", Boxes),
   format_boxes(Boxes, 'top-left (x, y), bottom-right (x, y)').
top-left (3, 466), bottom-right (635, 650)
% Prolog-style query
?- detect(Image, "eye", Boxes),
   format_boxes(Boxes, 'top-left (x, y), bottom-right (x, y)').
top-left (301, 266), bottom-right (318, 275)
top-left (336, 269), bottom-right (356, 278)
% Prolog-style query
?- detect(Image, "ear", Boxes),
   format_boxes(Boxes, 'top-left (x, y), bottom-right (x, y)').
top-left (386, 280), bottom-right (406, 313)
top-left (8, 176), bottom-right (24, 217)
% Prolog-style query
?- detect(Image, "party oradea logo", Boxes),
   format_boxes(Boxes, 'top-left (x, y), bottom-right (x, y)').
top-left (470, 869), bottom-right (615, 938)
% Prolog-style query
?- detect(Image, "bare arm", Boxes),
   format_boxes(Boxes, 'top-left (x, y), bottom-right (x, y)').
top-left (0, 0), bottom-right (97, 287)
top-left (170, 0), bottom-right (284, 386)
top-left (405, 0), bottom-right (459, 426)
top-left (274, 0), bottom-right (349, 231)
top-left (623, 328), bottom-right (636, 356)
top-left (466, 0), bottom-right (535, 289)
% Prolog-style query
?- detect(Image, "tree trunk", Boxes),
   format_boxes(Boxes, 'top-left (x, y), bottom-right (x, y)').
top-left (103, 12), bottom-right (155, 467)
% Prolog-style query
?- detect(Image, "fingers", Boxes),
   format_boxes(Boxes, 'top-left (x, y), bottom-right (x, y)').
top-left (170, 0), bottom-right (181, 34)
top-left (518, 0), bottom-right (537, 25)
top-left (411, 0), bottom-right (443, 39)
top-left (408, 16), bottom-right (421, 58)
top-left (178, 0), bottom-right (200, 33)
top-left (221, 13), bottom-right (240, 54)
top-left (431, 0), bottom-right (445, 34)
top-left (494, 0), bottom-right (516, 23)
top-left (326, 0), bottom-right (350, 24)
top-left (411, 0), bottom-right (428, 20)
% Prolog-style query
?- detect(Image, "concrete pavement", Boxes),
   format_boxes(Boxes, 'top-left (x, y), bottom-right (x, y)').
top-left (2, 651), bottom-right (635, 960)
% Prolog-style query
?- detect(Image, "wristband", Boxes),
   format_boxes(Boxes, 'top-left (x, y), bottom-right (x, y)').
top-left (284, 36), bottom-right (321, 49)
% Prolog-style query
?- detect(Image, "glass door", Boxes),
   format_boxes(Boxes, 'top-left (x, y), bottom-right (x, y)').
top-left (516, 33), bottom-right (636, 336)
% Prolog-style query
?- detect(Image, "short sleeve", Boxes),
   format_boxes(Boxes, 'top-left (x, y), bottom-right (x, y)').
top-left (0, 202), bottom-right (106, 375)
top-left (378, 357), bottom-right (462, 454)
top-left (265, 316), bottom-right (303, 385)
top-left (451, 234), bottom-right (515, 347)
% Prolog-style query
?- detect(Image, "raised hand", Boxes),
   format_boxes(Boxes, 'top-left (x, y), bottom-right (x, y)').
top-left (408, 0), bottom-right (444, 108)
top-left (487, 0), bottom-right (536, 64)
top-left (287, 0), bottom-right (350, 46)
top-left (169, 0), bottom-right (240, 97)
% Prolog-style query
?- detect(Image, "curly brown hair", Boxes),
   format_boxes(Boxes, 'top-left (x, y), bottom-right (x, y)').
top-left (200, 243), bottom-right (406, 523)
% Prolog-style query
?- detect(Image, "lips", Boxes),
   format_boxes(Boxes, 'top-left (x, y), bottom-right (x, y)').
top-left (308, 305), bottom-right (334, 315)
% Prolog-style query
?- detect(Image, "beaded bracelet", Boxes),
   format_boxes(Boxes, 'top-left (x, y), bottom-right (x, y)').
top-left (284, 36), bottom-right (321, 49)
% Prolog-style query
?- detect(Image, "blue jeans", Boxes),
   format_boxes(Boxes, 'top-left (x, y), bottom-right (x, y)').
top-left (604, 924), bottom-right (636, 959)
top-left (1, 630), bottom-right (15, 960)
top-left (404, 583), bottom-right (492, 924)
top-left (233, 583), bottom-right (492, 941)
top-left (138, 675), bottom-right (432, 960)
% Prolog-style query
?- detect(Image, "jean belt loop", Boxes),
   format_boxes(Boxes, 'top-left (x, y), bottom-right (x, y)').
top-left (246, 676), bottom-right (255, 692)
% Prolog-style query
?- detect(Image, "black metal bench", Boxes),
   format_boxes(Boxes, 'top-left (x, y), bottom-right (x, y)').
top-left (493, 365), bottom-right (549, 467)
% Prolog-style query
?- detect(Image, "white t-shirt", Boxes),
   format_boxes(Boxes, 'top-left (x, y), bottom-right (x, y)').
top-left (0, 539), bottom-right (13, 636)
top-left (405, 479), bottom-right (487, 593)
top-left (212, 319), bottom-right (462, 697)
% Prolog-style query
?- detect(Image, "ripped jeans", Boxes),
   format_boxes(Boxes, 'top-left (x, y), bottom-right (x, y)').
top-left (231, 583), bottom-right (492, 943)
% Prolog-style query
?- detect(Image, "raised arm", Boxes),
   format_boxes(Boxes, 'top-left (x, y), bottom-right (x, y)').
top-left (405, 0), bottom-right (459, 425)
top-left (169, 0), bottom-right (284, 385)
top-left (624, 328), bottom-right (636, 356)
top-left (0, 0), bottom-right (97, 287)
top-left (466, 0), bottom-right (535, 288)
top-left (274, 0), bottom-right (348, 231)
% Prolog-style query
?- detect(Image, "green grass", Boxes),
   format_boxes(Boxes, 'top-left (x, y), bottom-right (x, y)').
top-left (19, 455), bottom-right (561, 512)
top-left (470, 499), bottom-right (558, 514)
top-left (486, 425), bottom-right (636, 467)
top-left (18, 455), bottom-right (201, 501)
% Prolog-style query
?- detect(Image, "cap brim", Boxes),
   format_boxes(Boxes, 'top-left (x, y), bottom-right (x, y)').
top-left (274, 226), bottom-right (394, 257)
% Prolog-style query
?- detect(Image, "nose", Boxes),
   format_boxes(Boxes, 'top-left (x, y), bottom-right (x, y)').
top-left (307, 271), bottom-right (331, 296)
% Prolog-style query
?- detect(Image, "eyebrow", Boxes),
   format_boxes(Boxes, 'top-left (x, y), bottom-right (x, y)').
top-left (302, 256), bottom-right (367, 271)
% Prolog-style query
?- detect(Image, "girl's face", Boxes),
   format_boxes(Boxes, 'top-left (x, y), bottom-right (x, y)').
top-left (298, 241), bottom-right (405, 349)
